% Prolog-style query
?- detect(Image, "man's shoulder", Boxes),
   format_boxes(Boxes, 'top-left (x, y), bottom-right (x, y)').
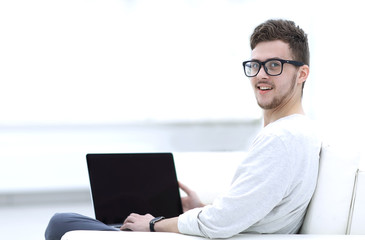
top-left (254, 114), bottom-right (321, 147)
top-left (266, 114), bottom-right (316, 135)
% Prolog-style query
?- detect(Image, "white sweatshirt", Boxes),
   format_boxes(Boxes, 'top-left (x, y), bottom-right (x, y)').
top-left (178, 114), bottom-right (322, 238)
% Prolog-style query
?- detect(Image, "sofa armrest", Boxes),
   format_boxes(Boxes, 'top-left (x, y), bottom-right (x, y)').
top-left (61, 231), bottom-right (364, 240)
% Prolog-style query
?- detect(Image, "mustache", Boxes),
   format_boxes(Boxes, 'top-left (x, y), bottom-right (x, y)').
top-left (255, 81), bottom-right (275, 87)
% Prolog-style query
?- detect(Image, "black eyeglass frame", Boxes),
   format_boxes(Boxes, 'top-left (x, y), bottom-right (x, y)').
top-left (242, 58), bottom-right (305, 77)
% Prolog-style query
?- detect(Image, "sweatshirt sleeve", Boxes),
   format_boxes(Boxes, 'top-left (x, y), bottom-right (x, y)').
top-left (178, 133), bottom-right (294, 238)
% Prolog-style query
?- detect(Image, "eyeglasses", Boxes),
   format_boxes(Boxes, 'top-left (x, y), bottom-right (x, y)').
top-left (242, 58), bottom-right (305, 77)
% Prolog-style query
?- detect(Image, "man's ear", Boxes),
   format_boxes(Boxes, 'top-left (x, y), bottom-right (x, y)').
top-left (297, 65), bottom-right (309, 84)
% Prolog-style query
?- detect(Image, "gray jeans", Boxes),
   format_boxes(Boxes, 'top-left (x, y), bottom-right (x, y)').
top-left (45, 213), bottom-right (119, 240)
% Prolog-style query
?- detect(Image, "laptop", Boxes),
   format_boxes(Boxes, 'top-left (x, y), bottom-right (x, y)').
top-left (86, 153), bottom-right (183, 228)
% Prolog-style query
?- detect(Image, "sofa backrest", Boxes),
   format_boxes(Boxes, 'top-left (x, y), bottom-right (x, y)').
top-left (300, 142), bottom-right (360, 234)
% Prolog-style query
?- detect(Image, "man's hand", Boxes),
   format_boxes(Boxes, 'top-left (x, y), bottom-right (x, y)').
top-left (120, 213), bottom-right (154, 232)
top-left (179, 181), bottom-right (205, 212)
top-left (121, 214), bottom-right (180, 233)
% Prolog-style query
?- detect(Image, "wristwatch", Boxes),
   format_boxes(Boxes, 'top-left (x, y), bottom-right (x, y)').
top-left (149, 216), bottom-right (165, 232)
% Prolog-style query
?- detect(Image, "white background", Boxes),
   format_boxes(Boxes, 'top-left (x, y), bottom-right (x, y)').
top-left (0, 0), bottom-right (364, 127)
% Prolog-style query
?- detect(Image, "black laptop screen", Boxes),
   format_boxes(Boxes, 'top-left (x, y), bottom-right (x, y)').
top-left (86, 153), bottom-right (183, 225)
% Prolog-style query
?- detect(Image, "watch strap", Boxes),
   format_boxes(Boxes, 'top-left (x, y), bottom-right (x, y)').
top-left (149, 216), bottom-right (165, 232)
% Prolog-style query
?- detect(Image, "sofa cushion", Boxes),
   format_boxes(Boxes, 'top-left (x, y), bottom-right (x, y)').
top-left (300, 142), bottom-right (359, 234)
top-left (61, 230), bottom-right (365, 240)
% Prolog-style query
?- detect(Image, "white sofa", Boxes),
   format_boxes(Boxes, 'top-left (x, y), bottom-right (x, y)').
top-left (62, 142), bottom-right (364, 240)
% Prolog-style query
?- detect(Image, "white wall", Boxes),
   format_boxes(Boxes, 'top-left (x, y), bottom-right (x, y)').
top-left (1, 0), bottom-right (363, 127)
top-left (304, 0), bottom-right (364, 151)
top-left (0, 0), bottom-right (261, 125)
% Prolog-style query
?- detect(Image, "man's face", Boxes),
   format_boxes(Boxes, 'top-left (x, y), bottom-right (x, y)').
top-left (250, 40), bottom-right (301, 110)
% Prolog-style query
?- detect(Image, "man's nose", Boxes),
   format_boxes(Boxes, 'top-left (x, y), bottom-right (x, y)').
top-left (256, 66), bottom-right (269, 78)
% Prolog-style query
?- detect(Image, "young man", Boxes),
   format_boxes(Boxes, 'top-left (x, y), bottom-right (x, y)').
top-left (45, 19), bottom-right (321, 240)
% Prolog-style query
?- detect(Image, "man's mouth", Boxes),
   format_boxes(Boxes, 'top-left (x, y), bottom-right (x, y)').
top-left (258, 86), bottom-right (273, 91)
top-left (256, 83), bottom-right (273, 91)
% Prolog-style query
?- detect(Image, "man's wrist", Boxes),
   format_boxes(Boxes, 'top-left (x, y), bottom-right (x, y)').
top-left (149, 216), bottom-right (165, 232)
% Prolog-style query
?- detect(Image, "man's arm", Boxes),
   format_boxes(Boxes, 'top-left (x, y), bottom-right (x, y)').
top-left (154, 217), bottom-right (179, 232)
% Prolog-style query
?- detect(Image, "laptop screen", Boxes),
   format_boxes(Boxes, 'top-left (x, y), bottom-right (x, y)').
top-left (87, 153), bottom-right (183, 225)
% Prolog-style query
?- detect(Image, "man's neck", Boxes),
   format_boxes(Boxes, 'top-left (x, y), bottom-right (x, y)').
top-left (263, 101), bottom-right (305, 127)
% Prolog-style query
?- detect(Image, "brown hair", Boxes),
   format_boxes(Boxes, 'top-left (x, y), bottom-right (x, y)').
top-left (250, 19), bottom-right (310, 66)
